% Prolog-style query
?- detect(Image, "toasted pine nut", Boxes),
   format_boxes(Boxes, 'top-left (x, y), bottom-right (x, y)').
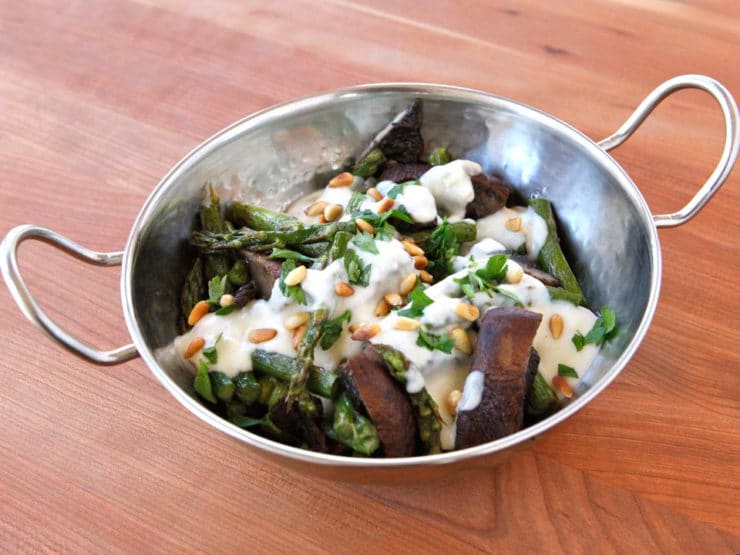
top-left (184, 337), bottom-right (206, 359)
top-left (455, 302), bottom-right (480, 322)
top-left (351, 323), bottom-right (380, 341)
top-left (446, 389), bottom-right (462, 415)
top-left (399, 273), bottom-right (417, 295)
top-left (384, 292), bottom-right (403, 307)
top-left (328, 171), bottom-right (354, 188)
top-left (419, 270), bottom-right (434, 284)
top-left (507, 265), bottom-right (523, 284)
top-left (549, 314), bottom-right (564, 339)
top-left (402, 240), bottom-right (424, 257)
top-left (505, 217), bottom-right (522, 232)
top-left (324, 203), bottom-right (343, 222)
top-left (450, 327), bottom-right (473, 355)
top-left (318, 214), bottom-right (328, 224)
top-left (219, 294), bottom-right (234, 308)
top-left (367, 187), bottom-right (382, 201)
top-left (355, 218), bottom-right (375, 234)
top-left (283, 265), bottom-right (307, 286)
top-left (292, 324), bottom-right (307, 349)
top-left (284, 311), bottom-right (311, 330)
top-left (552, 375), bottom-right (574, 398)
top-left (188, 300), bottom-right (210, 326)
top-left (393, 317), bottom-right (421, 331)
top-left (248, 328), bottom-right (278, 344)
top-left (377, 197), bottom-right (394, 214)
top-left (335, 282), bottom-right (355, 297)
top-left (304, 200), bottom-right (328, 217)
top-left (375, 298), bottom-right (391, 317)
top-left (413, 255), bottom-right (429, 269)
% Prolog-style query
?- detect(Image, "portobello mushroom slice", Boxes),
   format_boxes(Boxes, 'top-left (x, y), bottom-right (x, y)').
top-left (510, 255), bottom-right (561, 287)
top-left (465, 173), bottom-right (511, 219)
top-left (379, 161), bottom-right (431, 183)
top-left (455, 307), bottom-right (543, 449)
top-left (340, 346), bottom-right (417, 457)
top-left (242, 251), bottom-right (282, 299)
top-left (355, 99), bottom-right (424, 169)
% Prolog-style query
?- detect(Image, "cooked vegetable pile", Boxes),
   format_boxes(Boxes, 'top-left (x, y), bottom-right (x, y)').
top-left (175, 99), bottom-right (617, 457)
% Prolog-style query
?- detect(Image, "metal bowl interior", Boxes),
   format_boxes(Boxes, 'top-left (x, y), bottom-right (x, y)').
top-left (122, 84), bottom-right (660, 474)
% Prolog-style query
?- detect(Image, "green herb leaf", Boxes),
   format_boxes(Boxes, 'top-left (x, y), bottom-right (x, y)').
top-left (343, 249), bottom-right (371, 287)
top-left (230, 415), bottom-right (280, 434)
top-left (279, 259), bottom-right (308, 304)
top-left (215, 305), bottom-right (234, 316)
top-left (494, 287), bottom-right (523, 307)
top-left (202, 346), bottom-right (217, 364)
top-left (557, 363), bottom-right (579, 378)
top-left (207, 275), bottom-right (229, 305)
top-left (194, 361), bottom-right (217, 403)
top-left (269, 247), bottom-right (316, 263)
top-left (398, 281), bottom-right (433, 318)
top-left (427, 147), bottom-right (452, 166)
top-left (386, 183), bottom-right (405, 199)
top-left (573, 306), bottom-right (617, 351)
top-left (572, 333), bottom-right (586, 351)
top-left (423, 219), bottom-right (461, 281)
top-left (416, 329), bottom-right (454, 354)
top-left (352, 231), bottom-right (378, 254)
top-left (320, 310), bottom-right (351, 350)
top-left (478, 254), bottom-right (509, 283)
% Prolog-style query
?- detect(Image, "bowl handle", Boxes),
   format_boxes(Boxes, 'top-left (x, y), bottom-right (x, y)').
top-left (597, 74), bottom-right (739, 228)
top-left (0, 225), bottom-right (138, 365)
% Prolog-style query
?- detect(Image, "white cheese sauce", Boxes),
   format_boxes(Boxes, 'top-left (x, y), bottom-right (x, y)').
top-left (175, 159), bottom-right (600, 451)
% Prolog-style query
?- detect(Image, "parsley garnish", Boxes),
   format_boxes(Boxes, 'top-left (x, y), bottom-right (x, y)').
top-left (343, 249), bottom-right (371, 286)
top-left (557, 363), bottom-right (579, 378)
top-left (230, 415), bottom-right (280, 434)
top-left (397, 281), bottom-right (433, 318)
top-left (268, 247), bottom-right (315, 264)
top-left (194, 361), bottom-right (216, 403)
top-left (572, 306), bottom-right (617, 351)
top-left (454, 254), bottom-right (510, 299)
top-left (279, 260), bottom-right (307, 304)
top-left (386, 183), bottom-right (405, 199)
top-left (320, 310), bottom-right (351, 350)
top-left (215, 305), bottom-right (234, 316)
top-left (207, 275), bottom-right (229, 305)
top-left (202, 334), bottom-right (222, 364)
top-left (423, 219), bottom-right (461, 281)
top-left (416, 329), bottom-right (454, 354)
top-left (352, 232), bottom-right (378, 254)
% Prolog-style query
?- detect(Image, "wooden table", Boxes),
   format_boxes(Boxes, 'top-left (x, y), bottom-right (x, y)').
top-left (1, 1), bottom-right (738, 552)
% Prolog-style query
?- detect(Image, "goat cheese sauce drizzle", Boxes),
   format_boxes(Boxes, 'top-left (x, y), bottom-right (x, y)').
top-left (175, 160), bottom-right (599, 451)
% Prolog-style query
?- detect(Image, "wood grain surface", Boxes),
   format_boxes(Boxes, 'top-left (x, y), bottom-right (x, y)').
top-left (1, 1), bottom-right (739, 552)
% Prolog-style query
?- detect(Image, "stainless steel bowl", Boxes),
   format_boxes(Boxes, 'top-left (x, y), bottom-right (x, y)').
top-left (2, 75), bottom-right (738, 479)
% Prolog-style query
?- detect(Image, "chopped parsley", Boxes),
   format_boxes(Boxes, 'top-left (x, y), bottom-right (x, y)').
top-left (202, 334), bottom-right (222, 364)
top-left (279, 259), bottom-right (308, 304)
top-left (416, 329), bottom-right (454, 354)
top-left (343, 248), bottom-right (371, 287)
top-left (386, 180), bottom-right (417, 199)
top-left (572, 306), bottom-right (617, 351)
top-left (397, 281), bottom-right (433, 318)
top-left (207, 275), bottom-right (229, 305)
top-left (320, 310), bottom-right (351, 350)
top-left (268, 247), bottom-right (316, 264)
top-left (423, 219), bottom-right (462, 281)
top-left (352, 231), bottom-right (379, 254)
top-left (230, 414), bottom-right (280, 434)
top-left (215, 305), bottom-right (234, 316)
top-left (557, 363), bottom-right (579, 378)
top-left (454, 254), bottom-right (510, 299)
top-left (194, 361), bottom-right (216, 403)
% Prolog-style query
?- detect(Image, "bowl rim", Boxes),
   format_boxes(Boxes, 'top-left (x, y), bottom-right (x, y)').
top-left (121, 82), bottom-right (662, 468)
